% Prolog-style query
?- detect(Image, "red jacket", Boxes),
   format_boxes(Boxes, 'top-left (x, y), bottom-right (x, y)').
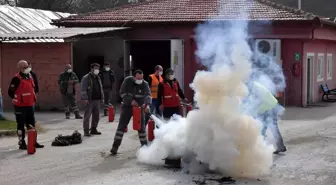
top-left (12, 73), bottom-right (36, 107)
top-left (162, 81), bottom-right (180, 107)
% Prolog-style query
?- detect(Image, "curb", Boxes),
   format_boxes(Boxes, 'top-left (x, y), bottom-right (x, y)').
top-left (0, 130), bottom-right (16, 137)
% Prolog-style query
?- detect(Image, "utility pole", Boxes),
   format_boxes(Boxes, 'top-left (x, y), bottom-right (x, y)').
top-left (298, 0), bottom-right (301, 9)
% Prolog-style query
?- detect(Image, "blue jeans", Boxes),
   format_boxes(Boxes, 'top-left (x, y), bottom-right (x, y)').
top-left (145, 98), bottom-right (162, 126)
top-left (260, 106), bottom-right (286, 150)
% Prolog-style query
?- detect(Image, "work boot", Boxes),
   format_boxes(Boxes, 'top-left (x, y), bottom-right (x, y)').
top-left (110, 147), bottom-right (118, 156)
top-left (273, 146), bottom-right (287, 154)
top-left (90, 128), bottom-right (101, 135)
top-left (19, 140), bottom-right (27, 150)
top-left (75, 113), bottom-right (83, 119)
top-left (104, 110), bottom-right (108, 117)
top-left (35, 142), bottom-right (44, 148)
top-left (65, 112), bottom-right (70, 119)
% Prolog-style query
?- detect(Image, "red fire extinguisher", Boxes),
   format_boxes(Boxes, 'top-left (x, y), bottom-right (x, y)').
top-left (147, 119), bottom-right (155, 141)
top-left (133, 106), bottom-right (142, 130)
top-left (27, 125), bottom-right (37, 155)
top-left (108, 105), bottom-right (115, 122)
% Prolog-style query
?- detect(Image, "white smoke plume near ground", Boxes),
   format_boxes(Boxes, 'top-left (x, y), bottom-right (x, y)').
top-left (137, 5), bottom-right (285, 179)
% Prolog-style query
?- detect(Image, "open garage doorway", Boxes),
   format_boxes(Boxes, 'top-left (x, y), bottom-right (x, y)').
top-left (125, 39), bottom-right (184, 89)
top-left (129, 40), bottom-right (170, 80)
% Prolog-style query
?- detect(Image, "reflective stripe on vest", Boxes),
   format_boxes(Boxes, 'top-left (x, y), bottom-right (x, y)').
top-left (13, 73), bottom-right (36, 107)
top-left (150, 74), bottom-right (163, 98)
top-left (162, 81), bottom-right (180, 107)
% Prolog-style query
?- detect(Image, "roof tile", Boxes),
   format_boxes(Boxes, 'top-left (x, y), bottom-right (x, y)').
top-left (54, 0), bottom-right (319, 26)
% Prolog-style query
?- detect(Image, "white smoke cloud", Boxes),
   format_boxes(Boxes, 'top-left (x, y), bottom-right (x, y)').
top-left (137, 4), bottom-right (286, 179)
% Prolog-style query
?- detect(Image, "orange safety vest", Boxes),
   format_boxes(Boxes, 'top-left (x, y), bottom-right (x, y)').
top-left (149, 74), bottom-right (163, 98)
top-left (12, 73), bottom-right (36, 107)
top-left (162, 81), bottom-right (180, 107)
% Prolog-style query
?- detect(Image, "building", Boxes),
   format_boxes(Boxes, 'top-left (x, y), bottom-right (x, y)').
top-left (2, 0), bottom-right (336, 108)
top-left (0, 5), bottom-right (74, 110)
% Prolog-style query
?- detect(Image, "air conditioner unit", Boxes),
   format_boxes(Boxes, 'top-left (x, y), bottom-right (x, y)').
top-left (255, 39), bottom-right (281, 62)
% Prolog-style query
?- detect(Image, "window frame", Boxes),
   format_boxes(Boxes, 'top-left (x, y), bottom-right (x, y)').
top-left (327, 53), bottom-right (332, 80)
top-left (317, 53), bottom-right (325, 82)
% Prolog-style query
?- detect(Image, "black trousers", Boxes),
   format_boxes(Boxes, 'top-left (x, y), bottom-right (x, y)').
top-left (162, 106), bottom-right (181, 119)
top-left (112, 105), bottom-right (147, 150)
top-left (14, 106), bottom-right (35, 142)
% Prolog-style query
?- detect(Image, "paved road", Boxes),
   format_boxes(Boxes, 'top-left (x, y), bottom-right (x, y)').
top-left (1, 106), bottom-right (336, 185)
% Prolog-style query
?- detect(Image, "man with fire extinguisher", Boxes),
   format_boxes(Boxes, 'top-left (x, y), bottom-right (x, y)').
top-left (8, 60), bottom-right (44, 150)
top-left (110, 69), bottom-right (151, 155)
top-left (158, 68), bottom-right (188, 119)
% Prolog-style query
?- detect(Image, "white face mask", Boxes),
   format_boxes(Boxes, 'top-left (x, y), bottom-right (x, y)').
top-left (105, 67), bottom-right (110, 71)
top-left (93, 69), bottom-right (99, 75)
top-left (23, 68), bottom-right (30, 74)
top-left (159, 71), bottom-right (163, 76)
top-left (169, 75), bottom-right (175, 80)
top-left (29, 67), bottom-right (32, 71)
top-left (67, 69), bottom-right (72, 73)
top-left (135, 80), bottom-right (143, 85)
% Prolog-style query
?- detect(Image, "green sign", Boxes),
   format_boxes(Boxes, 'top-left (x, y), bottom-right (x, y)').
top-left (295, 53), bottom-right (300, 61)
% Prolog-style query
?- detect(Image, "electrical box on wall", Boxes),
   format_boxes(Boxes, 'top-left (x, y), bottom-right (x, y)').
top-left (254, 39), bottom-right (281, 61)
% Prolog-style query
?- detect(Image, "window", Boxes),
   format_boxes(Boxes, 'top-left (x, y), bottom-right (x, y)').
top-left (327, 54), bottom-right (332, 80)
top-left (317, 53), bottom-right (324, 82)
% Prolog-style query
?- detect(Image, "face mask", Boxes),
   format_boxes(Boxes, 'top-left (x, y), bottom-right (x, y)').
top-left (159, 71), bottom-right (163, 76)
top-left (23, 68), bottom-right (30, 74)
top-left (67, 69), bottom-right (72, 73)
top-left (29, 67), bottom-right (32, 71)
top-left (105, 67), bottom-right (110, 71)
top-left (93, 69), bottom-right (99, 75)
top-left (169, 75), bottom-right (175, 80)
top-left (135, 80), bottom-right (143, 85)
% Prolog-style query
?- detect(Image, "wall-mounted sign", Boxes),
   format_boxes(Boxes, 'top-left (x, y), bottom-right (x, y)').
top-left (295, 53), bottom-right (300, 61)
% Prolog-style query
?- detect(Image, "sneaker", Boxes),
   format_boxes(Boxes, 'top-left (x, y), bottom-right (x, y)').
top-left (19, 140), bottom-right (27, 150)
top-left (90, 128), bottom-right (102, 135)
top-left (110, 147), bottom-right (118, 155)
top-left (35, 142), bottom-right (44, 148)
top-left (75, 114), bottom-right (83, 119)
top-left (273, 146), bottom-right (287, 154)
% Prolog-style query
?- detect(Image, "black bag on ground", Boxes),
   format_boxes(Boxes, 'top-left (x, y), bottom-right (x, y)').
top-left (51, 131), bottom-right (82, 146)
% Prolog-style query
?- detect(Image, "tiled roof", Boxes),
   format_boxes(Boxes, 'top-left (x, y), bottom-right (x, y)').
top-left (0, 5), bottom-right (72, 42)
top-left (53, 0), bottom-right (320, 26)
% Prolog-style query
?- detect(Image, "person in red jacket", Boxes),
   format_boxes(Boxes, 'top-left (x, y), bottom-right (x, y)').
top-left (158, 68), bottom-right (188, 119)
top-left (8, 60), bottom-right (44, 150)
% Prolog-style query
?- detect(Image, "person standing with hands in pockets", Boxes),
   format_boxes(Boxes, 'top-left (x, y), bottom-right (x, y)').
top-left (80, 63), bottom-right (104, 137)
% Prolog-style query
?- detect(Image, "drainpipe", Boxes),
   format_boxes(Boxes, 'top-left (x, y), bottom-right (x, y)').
top-left (298, 0), bottom-right (301, 9)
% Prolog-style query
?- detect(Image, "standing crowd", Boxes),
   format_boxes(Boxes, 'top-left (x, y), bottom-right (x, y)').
top-left (7, 60), bottom-right (286, 155)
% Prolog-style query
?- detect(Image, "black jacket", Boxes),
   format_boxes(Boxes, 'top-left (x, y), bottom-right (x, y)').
top-left (30, 71), bottom-right (39, 94)
top-left (99, 70), bottom-right (116, 89)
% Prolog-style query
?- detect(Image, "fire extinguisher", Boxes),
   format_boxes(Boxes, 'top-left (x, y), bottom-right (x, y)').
top-left (293, 63), bottom-right (301, 77)
top-left (108, 105), bottom-right (115, 122)
top-left (133, 106), bottom-right (142, 130)
top-left (147, 119), bottom-right (155, 141)
top-left (27, 125), bottom-right (37, 155)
